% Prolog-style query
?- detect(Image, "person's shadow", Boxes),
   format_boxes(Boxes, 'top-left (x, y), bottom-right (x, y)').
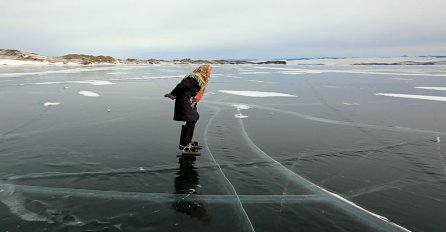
top-left (172, 167), bottom-right (211, 224)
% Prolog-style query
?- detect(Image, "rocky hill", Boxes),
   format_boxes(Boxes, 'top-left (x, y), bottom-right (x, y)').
top-left (1, 49), bottom-right (286, 65)
top-left (62, 54), bottom-right (116, 65)
top-left (0, 49), bottom-right (117, 65)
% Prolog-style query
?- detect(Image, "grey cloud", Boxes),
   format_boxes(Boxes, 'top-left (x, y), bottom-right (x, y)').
top-left (1, 0), bottom-right (445, 59)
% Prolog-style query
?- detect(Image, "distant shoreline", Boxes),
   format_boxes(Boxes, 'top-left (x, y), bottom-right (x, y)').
top-left (0, 49), bottom-right (286, 66)
top-left (1, 49), bottom-right (446, 66)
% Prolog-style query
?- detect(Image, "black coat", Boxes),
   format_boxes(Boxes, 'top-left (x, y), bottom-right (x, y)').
top-left (170, 77), bottom-right (201, 122)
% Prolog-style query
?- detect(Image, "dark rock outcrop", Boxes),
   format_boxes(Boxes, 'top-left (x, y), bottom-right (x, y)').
top-left (255, 60), bottom-right (286, 64)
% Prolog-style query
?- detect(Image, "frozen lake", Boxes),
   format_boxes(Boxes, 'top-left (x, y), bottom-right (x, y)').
top-left (1, 64), bottom-right (446, 231)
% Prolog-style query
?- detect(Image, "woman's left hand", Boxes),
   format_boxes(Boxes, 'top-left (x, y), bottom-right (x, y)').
top-left (164, 93), bottom-right (176, 100)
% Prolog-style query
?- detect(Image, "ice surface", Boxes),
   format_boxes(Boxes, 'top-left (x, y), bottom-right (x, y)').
top-left (207, 100), bottom-right (445, 135)
top-left (78, 91), bottom-right (100, 97)
top-left (219, 90), bottom-right (297, 97)
top-left (254, 66), bottom-right (446, 77)
top-left (234, 113), bottom-right (411, 232)
top-left (376, 93), bottom-right (446, 102)
top-left (239, 71), bottom-right (271, 75)
top-left (106, 72), bottom-right (129, 75)
top-left (0, 67), bottom-right (116, 77)
top-left (1, 64), bottom-right (443, 231)
top-left (285, 56), bottom-right (446, 66)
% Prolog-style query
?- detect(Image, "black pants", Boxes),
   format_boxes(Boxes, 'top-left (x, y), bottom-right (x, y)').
top-left (179, 121), bottom-right (196, 147)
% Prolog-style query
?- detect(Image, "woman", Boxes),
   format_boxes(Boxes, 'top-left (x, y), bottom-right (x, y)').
top-left (165, 64), bottom-right (211, 152)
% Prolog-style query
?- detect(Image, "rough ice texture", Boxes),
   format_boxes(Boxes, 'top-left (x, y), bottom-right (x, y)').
top-left (415, 87), bottom-right (446, 91)
top-left (78, 91), bottom-right (100, 97)
top-left (219, 90), bottom-right (297, 97)
top-left (43, 102), bottom-right (61, 107)
top-left (376, 93), bottom-right (446, 102)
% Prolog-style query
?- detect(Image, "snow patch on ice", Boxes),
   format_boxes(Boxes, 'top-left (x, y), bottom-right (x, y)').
top-left (43, 102), bottom-right (60, 107)
top-left (233, 104), bottom-right (251, 110)
top-left (33, 80), bottom-right (115, 86)
top-left (415, 87), bottom-right (446, 91)
top-left (239, 71), bottom-right (271, 75)
top-left (376, 93), bottom-right (446, 102)
top-left (342, 102), bottom-right (360, 106)
top-left (204, 92), bottom-right (216, 96)
top-left (233, 104), bottom-right (251, 119)
top-left (246, 80), bottom-right (265, 83)
top-left (0, 184), bottom-right (48, 222)
top-left (79, 91), bottom-right (100, 97)
top-left (77, 80), bottom-right (115, 86)
top-left (106, 72), bottom-right (129, 75)
top-left (234, 113), bottom-right (249, 119)
top-left (219, 90), bottom-right (297, 97)
top-left (392, 78), bottom-right (414, 81)
top-left (139, 75), bottom-right (181, 79)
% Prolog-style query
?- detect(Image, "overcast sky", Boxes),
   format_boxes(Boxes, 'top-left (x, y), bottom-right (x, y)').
top-left (1, 0), bottom-right (445, 59)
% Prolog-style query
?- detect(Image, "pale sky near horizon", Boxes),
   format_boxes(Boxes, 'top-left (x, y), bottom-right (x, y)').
top-left (1, 0), bottom-right (445, 59)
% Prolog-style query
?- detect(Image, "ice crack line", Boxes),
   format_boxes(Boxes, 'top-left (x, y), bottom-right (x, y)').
top-left (204, 100), bottom-right (446, 136)
top-left (237, 117), bottom-right (412, 232)
top-left (203, 105), bottom-right (255, 232)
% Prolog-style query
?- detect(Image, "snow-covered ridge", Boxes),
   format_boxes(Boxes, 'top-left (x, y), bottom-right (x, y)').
top-left (0, 49), bottom-right (118, 66)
